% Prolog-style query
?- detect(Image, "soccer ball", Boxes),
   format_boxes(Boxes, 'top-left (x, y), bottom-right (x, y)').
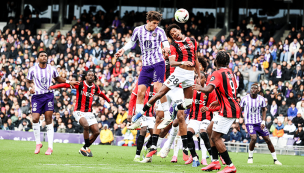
top-left (174, 9), bottom-right (189, 23)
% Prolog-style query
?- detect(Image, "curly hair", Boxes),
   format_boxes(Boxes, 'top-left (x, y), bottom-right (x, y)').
top-left (198, 57), bottom-right (207, 72)
top-left (146, 11), bottom-right (162, 21)
top-left (82, 70), bottom-right (97, 82)
top-left (215, 51), bottom-right (230, 67)
top-left (165, 24), bottom-right (181, 39)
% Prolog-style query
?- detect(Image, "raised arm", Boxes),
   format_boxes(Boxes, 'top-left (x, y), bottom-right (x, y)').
top-left (49, 83), bottom-right (72, 89)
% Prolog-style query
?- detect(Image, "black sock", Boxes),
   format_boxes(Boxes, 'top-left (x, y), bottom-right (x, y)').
top-left (181, 135), bottom-right (188, 155)
top-left (177, 103), bottom-right (185, 110)
top-left (187, 131), bottom-right (197, 158)
top-left (151, 134), bottom-right (159, 148)
top-left (200, 132), bottom-right (212, 156)
top-left (83, 138), bottom-right (90, 149)
top-left (146, 136), bottom-right (152, 148)
top-left (211, 146), bottom-right (219, 160)
top-left (143, 104), bottom-right (151, 112)
top-left (198, 137), bottom-right (201, 150)
top-left (220, 150), bottom-right (232, 165)
top-left (136, 135), bottom-right (145, 155)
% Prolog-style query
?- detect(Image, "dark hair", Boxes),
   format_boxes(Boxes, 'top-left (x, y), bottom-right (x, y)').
top-left (165, 24), bottom-right (181, 39)
top-left (146, 11), bottom-right (162, 22)
top-left (198, 57), bottom-right (207, 72)
top-left (82, 70), bottom-right (97, 81)
top-left (215, 51), bottom-right (230, 67)
top-left (37, 51), bottom-right (47, 57)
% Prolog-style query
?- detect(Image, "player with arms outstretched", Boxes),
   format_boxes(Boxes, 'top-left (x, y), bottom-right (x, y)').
top-left (115, 11), bottom-right (172, 129)
top-left (134, 24), bottom-right (201, 162)
top-left (49, 70), bottom-right (110, 157)
top-left (241, 84), bottom-right (282, 165)
top-left (193, 51), bottom-right (240, 173)
top-left (26, 51), bottom-right (78, 155)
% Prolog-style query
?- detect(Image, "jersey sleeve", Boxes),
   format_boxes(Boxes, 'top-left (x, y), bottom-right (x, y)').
top-left (52, 67), bottom-right (59, 78)
top-left (159, 28), bottom-right (168, 42)
top-left (131, 27), bottom-right (140, 42)
top-left (26, 67), bottom-right (34, 80)
top-left (169, 45), bottom-right (177, 57)
top-left (128, 92), bottom-right (137, 116)
top-left (208, 71), bottom-right (221, 88)
top-left (49, 83), bottom-right (73, 89)
top-left (240, 97), bottom-right (246, 108)
top-left (207, 90), bottom-right (220, 111)
top-left (96, 85), bottom-right (110, 102)
top-left (261, 96), bottom-right (267, 108)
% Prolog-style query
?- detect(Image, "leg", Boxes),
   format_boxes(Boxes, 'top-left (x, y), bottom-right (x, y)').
top-left (146, 85), bottom-right (170, 108)
top-left (32, 113), bottom-right (41, 145)
top-left (248, 134), bottom-right (257, 159)
top-left (211, 131), bottom-right (233, 165)
top-left (44, 111), bottom-right (54, 150)
top-left (187, 128), bottom-right (198, 159)
top-left (89, 124), bottom-right (100, 145)
top-left (200, 120), bottom-right (212, 156)
top-left (136, 127), bottom-right (147, 156)
top-left (136, 84), bottom-right (147, 113)
top-left (117, 141), bottom-right (125, 146)
top-left (262, 135), bottom-right (280, 163)
top-left (79, 117), bottom-right (90, 149)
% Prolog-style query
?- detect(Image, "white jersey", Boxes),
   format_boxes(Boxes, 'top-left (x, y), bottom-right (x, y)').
top-left (131, 25), bottom-right (167, 66)
top-left (27, 64), bottom-right (59, 95)
top-left (240, 94), bottom-right (266, 124)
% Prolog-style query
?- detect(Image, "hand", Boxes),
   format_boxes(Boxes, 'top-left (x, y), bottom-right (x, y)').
top-left (209, 101), bottom-right (219, 109)
top-left (115, 49), bottom-right (125, 57)
top-left (29, 87), bottom-right (35, 94)
top-left (127, 115), bottom-right (132, 122)
top-left (183, 61), bottom-right (193, 66)
top-left (163, 47), bottom-right (170, 54)
top-left (260, 123), bottom-right (265, 130)
top-left (192, 84), bottom-right (203, 91)
top-left (69, 81), bottom-right (80, 88)
top-left (201, 106), bottom-right (208, 113)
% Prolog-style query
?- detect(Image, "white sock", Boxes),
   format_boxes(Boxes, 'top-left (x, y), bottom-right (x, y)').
top-left (135, 155), bottom-right (140, 158)
top-left (173, 136), bottom-right (181, 157)
top-left (193, 156), bottom-right (198, 161)
top-left (46, 124), bottom-right (54, 149)
top-left (163, 138), bottom-right (170, 148)
top-left (200, 138), bottom-right (207, 159)
top-left (168, 126), bottom-right (179, 148)
top-left (161, 102), bottom-right (171, 119)
top-left (157, 137), bottom-right (164, 148)
top-left (136, 104), bottom-right (144, 114)
top-left (229, 163), bottom-right (234, 167)
top-left (33, 123), bottom-right (41, 145)
top-left (271, 152), bottom-right (277, 160)
top-left (249, 150), bottom-right (254, 158)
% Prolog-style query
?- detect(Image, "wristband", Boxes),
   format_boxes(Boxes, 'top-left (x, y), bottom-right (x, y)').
top-left (181, 61), bottom-right (184, 65)
top-left (29, 87), bottom-right (32, 92)
top-left (66, 80), bottom-right (70, 84)
top-left (261, 120), bottom-right (265, 125)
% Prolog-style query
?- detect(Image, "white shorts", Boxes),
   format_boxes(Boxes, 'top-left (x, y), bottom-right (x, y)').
top-left (188, 119), bottom-right (207, 135)
top-left (155, 100), bottom-right (163, 111)
top-left (73, 111), bottom-right (97, 126)
top-left (156, 87), bottom-right (184, 112)
top-left (212, 114), bottom-right (235, 134)
top-left (141, 116), bottom-right (155, 129)
top-left (200, 119), bottom-right (211, 130)
top-left (164, 67), bottom-right (194, 89)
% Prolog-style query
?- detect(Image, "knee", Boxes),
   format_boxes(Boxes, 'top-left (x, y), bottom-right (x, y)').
top-left (251, 136), bottom-right (257, 143)
top-left (140, 128), bottom-right (147, 136)
top-left (32, 117), bottom-right (39, 123)
top-left (200, 132), bottom-right (208, 139)
top-left (187, 131), bottom-right (194, 141)
top-left (210, 134), bottom-right (219, 143)
top-left (177, 111), bottom-right (184, 122)
top-left (83, 125), bottom-right (89, 131)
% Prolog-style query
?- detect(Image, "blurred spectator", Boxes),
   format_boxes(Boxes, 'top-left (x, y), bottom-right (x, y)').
top-left (273, 121), bottom-right (284, 138)
top-left (117, 123), bottom-right (137, 147)
top-left (112, 123), bottom-right (122, 136)
top-left (230, 127), bottom-right (242, 142)
top-left (293, 125), bottom-right (304, 146)
top-left (292, 112), bottom-right (304, 128)
top-left (66, 123), bottom-right (75, 133)
top-left (99, 124), bottom-right (114, 145)
top-left (287, 103), bottom-right (298, 120)
top-left (265, 116), bottom-right (273, 132)
top-left (40, 121), bottom-right (47, 132)
top-left (283, 120), bottom-right (296, 138)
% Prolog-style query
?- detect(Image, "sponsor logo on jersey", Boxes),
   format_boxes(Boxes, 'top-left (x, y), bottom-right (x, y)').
top-left (210, 76), bottom-right (215, 81)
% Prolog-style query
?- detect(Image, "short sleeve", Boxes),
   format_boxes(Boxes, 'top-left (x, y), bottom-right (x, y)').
top-left (261, 96), bottom-right (267, 108)
top-left (95, 85), bottom-right (102, 95)
top-left (208, 71), bottom-right (221, 88)
top-left (52, 67), bottom-right (59, 78)
top-left (131, 27), bottom-right (140, 42)
top-left (240, 97), bottom-right (246, 107)
top-left (169, 45), bottom-right (177, 57)
top-left (27, 68), bottom-right (33, 80)
top-left (158, 28), bottom-right (168, 42)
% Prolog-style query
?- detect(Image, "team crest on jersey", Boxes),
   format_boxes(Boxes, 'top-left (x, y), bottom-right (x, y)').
top-left (203, 95), bottom-right (207, 99)
top-left (167, 81), bottom-right (170, 84)
top-left (48, 101), bottom-right (53, 107)
top-left (93, 89), bottom-right (95, 93)
top-left (210, 76), bottom-right (215, 81)
top-left (152, 33), bottom-right (157, 37)
top-left (33, 103), bottom-right (37, 107)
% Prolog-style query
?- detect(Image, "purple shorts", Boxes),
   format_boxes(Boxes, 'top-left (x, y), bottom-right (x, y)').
top-left (138, 61), bottom-right (165, 87)
top-left (31, 92), bottom-right (54, 114)
top-left (246, 123), bottom-right (269, 137)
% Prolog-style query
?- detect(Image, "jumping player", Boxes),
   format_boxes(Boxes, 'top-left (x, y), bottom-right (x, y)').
top-left (115, 11), bottom-right (172, 128)
top-left (193, 51), bottom-right (240, 173)
top-left (49, 70), bottom-right (110, 157)
top-left (241, 84), bottom-right (282, 165)
top-left (134, 24), bottom-right (201, 162)
top-left (26, 51), bottom-right (78, 155)
top-left (186, 72), bottom-right (219, 167)
top-left (128, 81), bottom-right (156, 162)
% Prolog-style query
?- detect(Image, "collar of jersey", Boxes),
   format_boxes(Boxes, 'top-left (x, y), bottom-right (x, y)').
top-left (175, 37), bottom-right (187, 42)
top-left (84, 81), bottom-right (93, 88)
top-left (144, 25), bottom-right (155, 32)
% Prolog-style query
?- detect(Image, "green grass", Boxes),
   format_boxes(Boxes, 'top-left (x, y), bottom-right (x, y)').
top-left (0, 140), bottom-right (303, 173)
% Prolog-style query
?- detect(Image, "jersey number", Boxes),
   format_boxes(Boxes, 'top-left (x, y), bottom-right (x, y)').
top-left (168, 75), bottom-right (179, 85)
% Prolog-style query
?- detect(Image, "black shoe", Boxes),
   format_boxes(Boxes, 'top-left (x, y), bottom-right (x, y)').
top-left (79, 147), bottom-right (88, 157)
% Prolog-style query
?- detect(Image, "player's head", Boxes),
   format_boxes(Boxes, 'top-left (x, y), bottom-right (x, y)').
top-left (250, 83), bottom-right (259, 95)
top-left (214, 51), bottom-right (230, 68)
top-left (198, 57), bottom-right (207, 72)
top-left (195, 72), bottom-right (206, 86)
top-left (37, 51), bottom-right (47, 64)
top-left (146, 11), bottom-right (162, 31)
top-left (82, 70), bottom-right (97, 83)
top-left (166, 24), bottom-right (182, 40)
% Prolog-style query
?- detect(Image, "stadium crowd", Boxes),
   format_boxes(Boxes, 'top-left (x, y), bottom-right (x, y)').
top-left (0, 7), bottom-right (303, 147)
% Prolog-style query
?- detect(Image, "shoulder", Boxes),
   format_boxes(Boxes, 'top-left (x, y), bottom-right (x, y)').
top-left (134, 26), bottom-right (143, 32)
top-left (29, 65), bottom-right (36, 72)
top-left (156, 26), bottom-right (165, 33)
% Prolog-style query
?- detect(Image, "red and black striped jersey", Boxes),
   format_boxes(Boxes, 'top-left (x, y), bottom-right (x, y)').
top-left (169, 37), bottom-right (197, 67)
top-left (190, 88), bottom-right (219, 121)
top-left (164, 59), bottom-right (176, 81)
top-left (128, 82), bottom-right (155, 117)
top-left (208, 68), bottom-right (241, 118)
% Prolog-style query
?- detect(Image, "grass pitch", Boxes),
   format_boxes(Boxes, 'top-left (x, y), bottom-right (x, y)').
top-left (0, 140), bottom-right (303, 173)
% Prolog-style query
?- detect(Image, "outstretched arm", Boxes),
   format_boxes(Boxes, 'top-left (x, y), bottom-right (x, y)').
top-left (192, 84), bottom-right (215, 94)
top-left (97, 91), bottom-right (110, 102)
top-left (49, 83), bottom-right (72, 89)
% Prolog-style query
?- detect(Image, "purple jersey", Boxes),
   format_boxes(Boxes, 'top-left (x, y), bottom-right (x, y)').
top-left (240, 94), bottom-right (266, 124)
top-left (27, 64), bottom-right (59, 95)
top-left (131, 25), bottom-right (167, 66)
